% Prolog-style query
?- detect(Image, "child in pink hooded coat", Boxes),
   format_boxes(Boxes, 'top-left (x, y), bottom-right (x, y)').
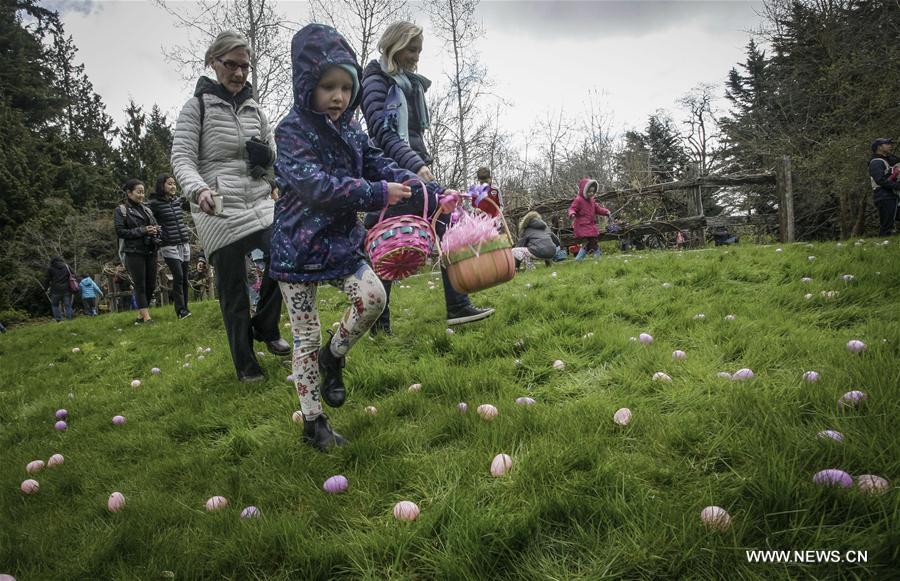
top-left (568, 178), bottom-right (610, 260)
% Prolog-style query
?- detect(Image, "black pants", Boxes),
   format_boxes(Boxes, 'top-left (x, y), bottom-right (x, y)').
top-left (875, 197), bottom-right (898, 236)
top-left (210, 228), bottom-right (283, 379)
top-left (124, 252), bottom-right (158, 309)
top-left (163, 257), bottom-right (190, 315)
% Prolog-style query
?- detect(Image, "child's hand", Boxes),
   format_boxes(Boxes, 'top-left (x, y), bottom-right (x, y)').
top-left (417, 166), bottom-right (435, 182)
top-left (386, 182), bottom-right (412, 206)
top-left (438, 191), bottom-right (459, 214)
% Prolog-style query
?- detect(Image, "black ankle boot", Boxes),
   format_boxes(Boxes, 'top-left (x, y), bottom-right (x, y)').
top-left (318, 329), bottom-right (346, 407)
top-left (302, 414), bottom-right (347, 451)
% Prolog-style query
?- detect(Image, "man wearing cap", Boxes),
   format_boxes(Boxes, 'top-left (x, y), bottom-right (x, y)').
top-left (869, 138), bottom-right (900, 236)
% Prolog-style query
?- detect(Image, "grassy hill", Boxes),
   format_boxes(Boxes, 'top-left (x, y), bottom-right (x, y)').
top-left (2, 240), bottom-right (898, 579)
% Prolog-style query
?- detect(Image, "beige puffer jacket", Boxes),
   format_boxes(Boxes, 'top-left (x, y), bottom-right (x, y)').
top-left (171, 78), bottom-right (275, 257)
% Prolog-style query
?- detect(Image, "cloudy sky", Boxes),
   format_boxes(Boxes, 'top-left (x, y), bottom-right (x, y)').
top-left (46, 0), bottom-right (766, 148)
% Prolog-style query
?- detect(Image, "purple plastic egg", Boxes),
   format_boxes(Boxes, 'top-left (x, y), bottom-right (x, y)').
top-left (816, 430), bottom-right (844, 443)
top-left (812, 469), bottom-right (853, 488)
top-left (613, 407), bottom-right (632, 426)
top-left (54, 420), bottom-right (67, 431)
top-left (490, 453), bottom-right (513, 477)
top-left (205, 495), bottom-right (228, 511)
top-left (393, 500), bottom-right (420, 521)
top-left (700, 506), bottom-right (732, 531)
top-left (838, 391), bottom-right (867, 409)
top-left (55, 409), bottom-right (68, 420)
top-left (802, 371), bottom-right (820, 382)
top-left (515, 397), bottom-right (536, 406)
top-left (112, 415), bottom-right (126, 425)
top-left (151, 367), bottom-right (161, 375)
top-left (323, 475), bottom-right (349, 494)
top-left (457, 402), bottom-right (468, 413)
top-left (638, 333), bottom-right (653, 345)
top-left (847, 340), bottom-right (867, 353)
top-left (240, 506), bottom-right (262, 518)
top-left (731, 368), bottom-right (755, 381)
top-left (672, 350), bottom-right (686, 360)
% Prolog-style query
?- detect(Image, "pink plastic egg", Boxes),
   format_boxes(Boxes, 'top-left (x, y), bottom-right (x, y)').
top-left (108, 491), bottom-right (126, 512)
top-left (802, 371), bottom-right (820, 382)
top-left (652, 372), bottom-right (672, 382)
top-left (457, 402), bottom-right (468, 413)
top-left (365, 406), bottom-right (378, 416)
top-left (47, 454), bottom-right (64, 467)
top-left (812, 469), bottom-right (853, 488)
top-left (20, 479), bottom-right (39, 494)
top-left (393, 500), bottom-right (420, 521)
top-left (700, 506), bottom-right (732, 531)
top-left (515, 397), bottom-right (536, 406)
top-left (112, 415), bottom-right (126, 425)
top-left (55, 409), bottom-right (68, 420)
top-left (323, 475), bottom-right (348, 494)
top-left (638, 333), bottom-right (653, 345)
top-left (847, 340), bottom-right (867, 353)
top-left (731, 368), bottom-right (755, 381)
top-left (0, 573), bottom-right (16, 580)
top-left (26, 460), bottom-right (45, 474)
top-left (54, 420), bottom-right (67, 431)
top-left (672, 350), bottom-right (686, 360)
top-left (291, 411), bottom-right (304, 424)
top-left (476, 404), bottom-right (498, 421)
top-left (490, 453), bottom-right (513, 477)
top-left (205, 495), bottom-right (228, 511)
top-left (240, 506), bottom-right (262, 518)
top-left (857, 475), bottom-right (889, 495)
top-left (408, 383), bottom-right (422, 393)
top-left (613, 407), bottom-right (632, 426)
top-left (817, 430), bottom-right (844, 443)
top-left (838, 391), bottom-right (867, 409)
top-left (130, 379), bottom-right (141, 389)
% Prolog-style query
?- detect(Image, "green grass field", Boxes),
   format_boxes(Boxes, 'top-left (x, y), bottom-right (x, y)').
top-left (2, 240), bottom-right (899, 580)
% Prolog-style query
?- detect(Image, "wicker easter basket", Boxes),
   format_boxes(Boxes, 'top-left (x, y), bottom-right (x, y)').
top-left (435, 198), bottom-right (516, 294)
top-left (365, 179), bottom-right (435, 281)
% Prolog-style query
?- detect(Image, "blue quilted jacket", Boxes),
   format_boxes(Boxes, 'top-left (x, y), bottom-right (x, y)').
top-left (270, 24), bottom-right (435, 282)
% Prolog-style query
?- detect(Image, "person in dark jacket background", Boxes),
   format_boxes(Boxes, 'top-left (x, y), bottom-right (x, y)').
top-left (362, 20), bottom-right (493, 331)
top-left (115, 178), bottom-right (161, 325)
top-left (44, 256), bottom-right (74, 322)
top-left (515, 211), bottom-right (560, 267)
top-left (869, 138), bottom-right (900, 236)
top-left (149, 174), bottom-right (192, 319)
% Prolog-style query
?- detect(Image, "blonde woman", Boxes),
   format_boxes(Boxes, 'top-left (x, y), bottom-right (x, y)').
top-left (361, 21), bottom-right (494, 331)
top-left (171, 30), bottom-right (288, 382)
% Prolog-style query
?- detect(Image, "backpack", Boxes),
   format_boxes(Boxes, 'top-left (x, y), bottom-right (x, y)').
top-left (66, 265), bottom-right (79, 293)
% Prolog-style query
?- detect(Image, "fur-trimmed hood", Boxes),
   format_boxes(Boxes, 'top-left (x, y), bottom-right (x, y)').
top-left (578, 178), bottom-right (599, 198)
top-left (518, 210), bottom-right (545, 233)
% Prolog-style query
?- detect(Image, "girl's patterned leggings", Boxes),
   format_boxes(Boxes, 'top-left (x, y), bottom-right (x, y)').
top-left (279, 263), bottom-right (386, 420)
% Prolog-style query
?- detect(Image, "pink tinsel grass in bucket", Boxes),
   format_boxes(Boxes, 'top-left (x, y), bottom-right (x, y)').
top-left (441, 211), bottom-right (502, 256)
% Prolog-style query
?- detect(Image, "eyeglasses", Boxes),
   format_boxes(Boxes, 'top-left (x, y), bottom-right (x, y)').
top-left (217, 58), bottom-right (252, 73)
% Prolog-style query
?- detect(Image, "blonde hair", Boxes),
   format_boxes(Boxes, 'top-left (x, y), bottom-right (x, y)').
top-left (378, 21), bottom-right (423, 74)
top-left (204, 30), bottom-right (252, 67)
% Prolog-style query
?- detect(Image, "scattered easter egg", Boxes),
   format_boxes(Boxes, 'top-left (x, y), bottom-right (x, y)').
top-left (457, 402), bottom-right (468, 413)
top-left (55, 409), bottom-right (68, 420)
top-left (613, 407), bottom-right (632, 426)
top-left (20, 479), bottom-right (39, 494)
top-left (856, 475), bottom-right (890, 495)
top-left (286, 374), bottom-right (295, 382)
top-left (652, 372), bottom-right (672, 382)
top-left (446, 328), bottom-right (454, 335)
top-left (47, 454), bottom-right (64, 467)
top-left (240, 506), bottom-right (262, 518)
top-left (151, 367), bottom-right (161, 375)
top-left (775, 248), bottom-right (783, 252)
top-left (817, 430), bottom-right (844, 443)
top-left (408, 383), bottom-right (422, 393)
top-left (803, 371), bottom-right (820, 382)
top-left (205, 495), bottom-right (229, 511)
top-left (54, 420), bottom-right (67, 431)
top-left (477, 404), bottom-right (498, 421)
top-left (514, 339), bottom-right (526, 350)
top-left (838, 391), bottom-right (867, 409)
top-left (514, 358), bottom-right (522, 367)
top-left (26, 460), bottom-right (45, 474)
top-left (131, 379), bottom-right (141, 389)
top-left (197, 355), bottom-right (205, 361)
top-left (801, 277), bottom-right (812, 283)
top-left (71, 347), bottom-right (81, 353)
top-left (393, 500), bottom-right (420, 521)
top-left (551, 272), bottom-right (558, 278)
top-left (724, 314), bottom-right (736, 321)
top-left (672, 350), bottom-right (686, 360)
top-left (804, 293), bottom-right (813, 300)
top-left (583, 332), bottom-right (594, 338)
top-left (846, 340), bottom-right (867, 353)
top-left (731, 368), bottom-right (755, 381)
top-left (700, 506), bottom-right (732, 532)
top-left (323, 475), bottom-right (348, 494)
top-left (693, 313), bottom-right (705, 320)
top-left (553, 359), bottom-right (565, 370)
top-left (524, 283), bottom-right (532, 289)
top-left (108, 491), bottom-right (126, 512)
top-left (515, 397), bottom-right (536, 406)
top-left (812, 469), bottom-right (852, 488)
top-left (0, 574), bottom-right (16, 580)
top-left (365, 406), bottom-right (378, 416)
top-left (490, 453), bottom-right (513, 477)
top-left (825, 290), bottom-right (837, 298)
top-left (717, 371), bottom-right (732, 379)
top-left (808, 255), bottom-right (816, 261)
top-left (842, 274), bottom-right (855, 282)
top-left (203, 347), bottom-right (212, 353)
top-left (629, 336), bottom-right (637, 342)
top-left (661, 282), bottom-right (672, 288)
top-left (291, 411), bottom-right (304, 424)
top-left (112, 415), bottom-right (126, 425)
top-left (638, 333), bottom-right (653, 345)
top-left (256, 351), bottom-right (265, 357)
top-left (183, 363), bottom-right (190, 369)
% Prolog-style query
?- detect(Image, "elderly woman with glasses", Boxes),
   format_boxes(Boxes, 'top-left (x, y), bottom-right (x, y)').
top-left (171, 30), bottom-right (289, 382)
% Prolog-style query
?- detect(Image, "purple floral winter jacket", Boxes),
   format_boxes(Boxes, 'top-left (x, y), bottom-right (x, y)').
top-left (270, 24), bottom-right (432, 282)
